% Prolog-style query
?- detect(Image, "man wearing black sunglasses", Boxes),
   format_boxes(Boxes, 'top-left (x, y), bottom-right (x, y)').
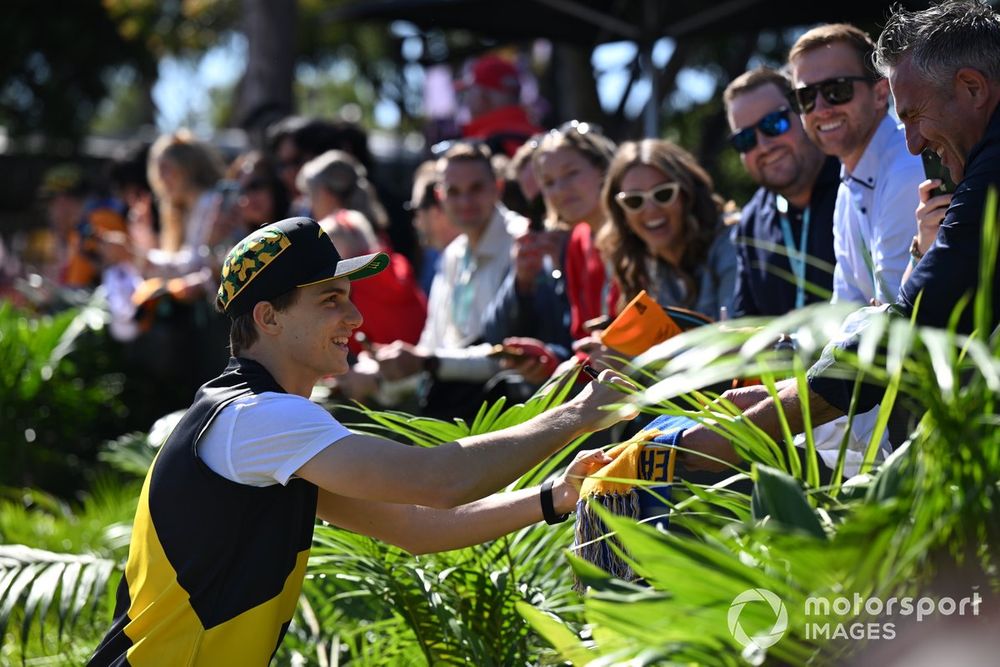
top-left (789, 23), bottom-right (924, 308)
top-left (724, 67), bottom-right (840, 318)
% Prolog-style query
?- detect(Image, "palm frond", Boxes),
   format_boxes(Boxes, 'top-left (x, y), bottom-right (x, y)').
top-left (0, 545), bottom-right (117, 650)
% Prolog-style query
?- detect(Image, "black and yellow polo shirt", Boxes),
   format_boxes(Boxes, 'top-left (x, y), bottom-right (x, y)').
top-left (89, 358), bottom-right (318, 666)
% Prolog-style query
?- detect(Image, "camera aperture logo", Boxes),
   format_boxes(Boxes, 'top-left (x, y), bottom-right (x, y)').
top-left (728, 588), bottom-right (788, 650)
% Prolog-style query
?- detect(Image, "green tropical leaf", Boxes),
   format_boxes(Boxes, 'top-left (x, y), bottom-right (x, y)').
top-left (0, 545), bottom-right (117, 649)
top-left (516, 601), bottom-right (593, 665)
top-left (866, 440), bottom-right (914, 504)
top-left (750, 465), bottom-right (825, 538)
top-left (974, 187), bottom-right (999, 337)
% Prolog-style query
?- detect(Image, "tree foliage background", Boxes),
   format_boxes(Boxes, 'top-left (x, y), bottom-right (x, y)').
top-left (1, 2), bottom-right (154, 151)
top-left (0, 2), bottom-right (897, 231)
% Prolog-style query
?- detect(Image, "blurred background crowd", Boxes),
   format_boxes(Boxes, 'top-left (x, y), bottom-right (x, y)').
top-left (0, 0), bottom-right (939, 427)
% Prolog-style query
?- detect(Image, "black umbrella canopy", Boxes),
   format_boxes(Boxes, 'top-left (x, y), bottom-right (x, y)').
top-left (329, 0), bottom-right (934, 46)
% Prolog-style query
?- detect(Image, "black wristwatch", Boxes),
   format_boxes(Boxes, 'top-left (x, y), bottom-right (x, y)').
top-left (540, 479), bottom-right (570, 525)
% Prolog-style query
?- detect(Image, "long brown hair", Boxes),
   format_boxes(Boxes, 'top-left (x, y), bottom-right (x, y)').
top-left (597, 139), bottom-right (723, 310)
top-left (147, 130), bottom-right (225, 252)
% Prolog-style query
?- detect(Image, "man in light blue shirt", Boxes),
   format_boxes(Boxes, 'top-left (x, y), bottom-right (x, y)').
top-left (783, 23), bottom-right (923, 472)
top-left (789, 23), bottom-right (924, 305)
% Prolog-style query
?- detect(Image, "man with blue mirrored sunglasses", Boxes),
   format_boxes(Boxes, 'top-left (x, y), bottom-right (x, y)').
top-left (724, 66), bottom-right (839, 318)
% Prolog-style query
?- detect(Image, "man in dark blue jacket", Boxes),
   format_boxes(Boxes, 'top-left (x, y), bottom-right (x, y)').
top-left (724, 67), bottom-right (840, 317)
top-left (682, 0), bottom-right (1000, 469)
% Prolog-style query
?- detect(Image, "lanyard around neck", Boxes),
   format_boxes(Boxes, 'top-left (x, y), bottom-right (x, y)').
top-left (776, 195), bottom-right (810, 310)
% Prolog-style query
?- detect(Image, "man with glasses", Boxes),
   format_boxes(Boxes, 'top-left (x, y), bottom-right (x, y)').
top-left (789, 23), bottom-right (925, 307)
top-left (724, 67), bottom-right (840, 317)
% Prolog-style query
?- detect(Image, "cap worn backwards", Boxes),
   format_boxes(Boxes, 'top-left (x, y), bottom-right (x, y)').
top-left (216, 217), bottom-right (389, 318)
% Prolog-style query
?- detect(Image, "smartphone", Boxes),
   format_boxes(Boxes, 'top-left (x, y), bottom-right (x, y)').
top-left (582, 314), bottom-right (611, 333)
top-left (486, 344), bottom-right (526, 359)
top-left (921, 151), bottom-right (956, 197)
top-left (216, 179), bottom-right (241, 213)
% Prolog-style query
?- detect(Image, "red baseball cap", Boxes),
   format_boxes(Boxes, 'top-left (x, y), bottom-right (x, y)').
top-left (455, 55), bottom-right (520, 93)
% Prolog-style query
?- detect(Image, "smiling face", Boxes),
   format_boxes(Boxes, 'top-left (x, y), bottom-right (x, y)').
top-left (790, 41), bottom-right (888, 171)
top-left (889, 55), bottom-right (982, 184)
top-left (617, 164), bottom-right (685, 262)
top-left (273, 278), bottom-right (363, 381)
top-left (535, 146), bottom-right (606, 225)
top-left (728, 82), bottom-right (826, 199)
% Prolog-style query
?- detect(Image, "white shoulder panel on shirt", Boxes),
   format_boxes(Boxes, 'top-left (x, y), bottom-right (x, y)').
top-left (198, 391), bottom-right (353, 487)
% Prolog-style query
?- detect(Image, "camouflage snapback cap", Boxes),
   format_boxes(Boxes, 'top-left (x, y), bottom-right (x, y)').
top-left (217, 217), bottom-right (389, 317)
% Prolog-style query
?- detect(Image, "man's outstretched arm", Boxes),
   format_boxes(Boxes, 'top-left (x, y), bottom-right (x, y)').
top-left (680, 382), bottom-right (845, 472)
top-left (296, 369), bottom-right (637, 508)
top-left (316, 449), bottom-right (612, 554)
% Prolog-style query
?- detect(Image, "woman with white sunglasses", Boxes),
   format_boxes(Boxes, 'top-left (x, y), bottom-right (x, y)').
top-left (597, 139), bottom-right (737, 320)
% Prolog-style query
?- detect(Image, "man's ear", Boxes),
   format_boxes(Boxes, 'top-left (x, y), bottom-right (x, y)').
top-left (955, 67), bottom-right (991, 110)
top-left (873, 77), bottom-right (891, 111)
top-left (252, 301), bottom-right (281, 336)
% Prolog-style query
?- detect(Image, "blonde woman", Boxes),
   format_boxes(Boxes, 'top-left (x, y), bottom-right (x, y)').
top-left (145, 130), bottom-right (226, 276)
top-left (532, 122), bottom-right (616, 339)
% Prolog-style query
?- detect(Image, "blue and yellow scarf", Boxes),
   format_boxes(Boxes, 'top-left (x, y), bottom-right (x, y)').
top-left (574, 414), bottom-right (696, 585)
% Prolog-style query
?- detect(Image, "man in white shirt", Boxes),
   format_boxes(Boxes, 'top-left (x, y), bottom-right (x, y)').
top-left (788, 23), bottom-right (925, 305)
top-left (783, 23), bottom-right (925, 471)
top-left (90, 216), bottom-right (633, 665)
top-left (375, 142), bottom-right (528, 419)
